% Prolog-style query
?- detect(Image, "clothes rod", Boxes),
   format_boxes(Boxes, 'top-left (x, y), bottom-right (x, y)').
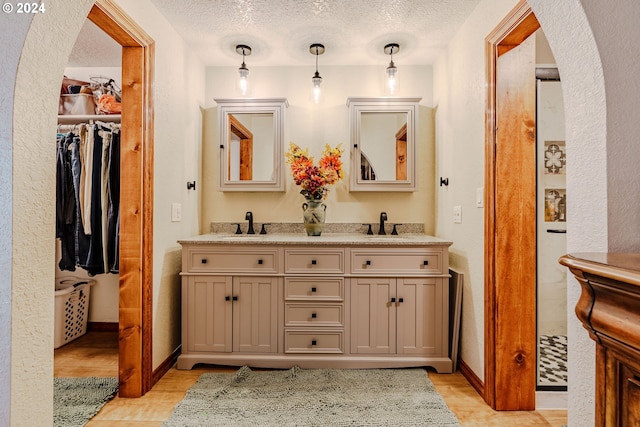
top-left (57, 114), bottom-right (121, 124)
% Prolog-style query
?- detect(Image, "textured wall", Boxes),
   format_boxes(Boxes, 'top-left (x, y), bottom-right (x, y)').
top-left (12, 2), bottom-right (94, 425)
top-left (0, 8), bottom-right (34, 427)
top-left (529, 2), bottom-right (607, 425)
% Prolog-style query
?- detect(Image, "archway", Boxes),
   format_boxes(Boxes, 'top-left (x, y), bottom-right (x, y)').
top-left (4, 0), bottom-right (608, 424)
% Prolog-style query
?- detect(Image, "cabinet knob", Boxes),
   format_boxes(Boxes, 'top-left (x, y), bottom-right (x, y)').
top-left (225, 296), bottom-right (230, 301)
top-left (366, 260), bottom-right (371, 266)
top-left (232, 296), bottom-right (238, 301)
top-left (311, 339), bottom-right (317, 346)
top-left (311, 259), bottom-right (317, 265)
top-left (258, 259), bottom-right (263, 265)
top-left (311, 313), bottom-right (317, 319)
top-left (399, 297), bottom-right (404, 303)
top-left (391, 297), bottom-right (396, 303)
top-left (201, 258), bottom-right (207, 264)
top-left (423, 260), bottom-right (429, 266)
top-left (311, 287), bottom-right (317, 293)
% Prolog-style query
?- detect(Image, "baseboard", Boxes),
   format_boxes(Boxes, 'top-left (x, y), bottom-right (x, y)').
top-left (152, 345), bottom-right (181, 386)
top-left (536, 390), bottom-right (568, 410)
top-left (459, 358), bottom-right (484, 398)
top-left (87, 322), bottom-right (119, 332)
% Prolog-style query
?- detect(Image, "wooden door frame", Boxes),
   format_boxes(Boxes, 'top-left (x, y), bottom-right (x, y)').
top-left (228, 114), bottom-right (253, 181)
top-left (484, 0), bottom-right (540, 410)
top-left (88, 0), bottom-right (154, 398)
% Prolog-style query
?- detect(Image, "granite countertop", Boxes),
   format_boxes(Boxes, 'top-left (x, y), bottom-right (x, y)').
top-left (178, 232), bottom-right (452, 246)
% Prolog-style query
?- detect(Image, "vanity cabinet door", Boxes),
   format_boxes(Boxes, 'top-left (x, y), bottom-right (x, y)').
top-left (350, 277), bottom-right (445, 356)
top-left (350, 277), bottom-right (396, 354)
top-left (232, 276), bottom-right (278, 353)
top-left (184, 276), bottom-right (232, 353)
top-left (396, 277), bottom-right (444, 355)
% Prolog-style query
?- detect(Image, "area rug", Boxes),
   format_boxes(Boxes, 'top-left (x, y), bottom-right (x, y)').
top-left (54, 377), bottom-right (118, 427)
top-left (163, 366), bottom-right (460, 426)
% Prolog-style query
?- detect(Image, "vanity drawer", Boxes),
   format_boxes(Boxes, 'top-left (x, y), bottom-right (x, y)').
top-left (186, 247), bottom-right (279, 274)
top-left (285, 303), bottom-right (344, 327)
top-left (284, 330), bottom-right (344, 353)
top-left (351, 248), bottom-right (443, 275)
top-left (284, 277), bottom-right (344, 301)
top-left (284, 248), bottom-right (344, 274)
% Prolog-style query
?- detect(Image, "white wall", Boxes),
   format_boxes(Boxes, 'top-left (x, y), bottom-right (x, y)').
top-left (433, 0), bottom-right (521, 381)
top-left (201, 65), bottom-right (436, 232)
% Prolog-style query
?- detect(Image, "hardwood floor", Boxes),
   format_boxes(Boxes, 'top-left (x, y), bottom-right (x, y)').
top-left (54, 332), bottom-right (567, 426)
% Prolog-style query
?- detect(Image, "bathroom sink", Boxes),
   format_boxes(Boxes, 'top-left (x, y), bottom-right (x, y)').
top-left (363, 235), bottom-right (419, 241)
top-left (218, 235), bottom-right (267, 240)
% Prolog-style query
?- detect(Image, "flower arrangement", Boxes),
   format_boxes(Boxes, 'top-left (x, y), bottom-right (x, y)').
top-left (285, 142), bottom-right (344, 200)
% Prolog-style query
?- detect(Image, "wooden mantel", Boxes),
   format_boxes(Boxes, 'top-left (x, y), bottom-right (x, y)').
top-left (559, 253), bottom-right (640, 426)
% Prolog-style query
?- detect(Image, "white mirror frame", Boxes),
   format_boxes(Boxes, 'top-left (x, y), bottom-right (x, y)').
top-left (347, 97), bottom-right (421, 192)
top-left (216, 98), bottom-right (288, 191)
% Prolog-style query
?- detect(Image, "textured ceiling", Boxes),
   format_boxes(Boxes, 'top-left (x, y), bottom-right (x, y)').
top-left (147, 0), bottom-right (480, 67)
top-left (68, 0), bottom-right (480, 68)
top-left (68, 19), bottom-right (122, 67)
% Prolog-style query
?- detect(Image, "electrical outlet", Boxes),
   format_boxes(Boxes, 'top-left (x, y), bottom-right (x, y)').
top-left (171, 203), bottom-right (182, 222)
top-left (476, 187), bottom-right (484, 208)
top-left (453, 205), bottom-right (462, 224)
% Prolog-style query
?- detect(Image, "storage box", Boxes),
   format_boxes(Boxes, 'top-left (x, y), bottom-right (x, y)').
top-left (54, 277), bottom-right (94, 349)
top-left (58, 93), bottom-right (96, 115)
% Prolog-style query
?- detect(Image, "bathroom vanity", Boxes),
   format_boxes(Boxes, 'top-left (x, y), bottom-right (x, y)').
top-left (177, 232), bottom-right (453, 373)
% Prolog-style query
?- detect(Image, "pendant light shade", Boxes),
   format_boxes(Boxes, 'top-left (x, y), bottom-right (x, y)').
top-left (310, 43), bottom-right (325, 104)
top-left (384, 43), bottom-right (399, 95)
top-left (236, 44), bottom-right (251, 96)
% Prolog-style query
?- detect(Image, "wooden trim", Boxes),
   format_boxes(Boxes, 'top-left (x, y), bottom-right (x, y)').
top-left (228, 114), bottom-right (253, 181)
top-left (152, 345), bottom-right (181, 386)
top-left (89, 0), bottom-right (153, 47)
top-left (88, 322), bottom-right (119, 332)
top-left (459, 358), bottom-right (485, 398)
top-left (484, 0), bottom-right (540, 411)
top-left (88, 0), bottom-right (155, 398)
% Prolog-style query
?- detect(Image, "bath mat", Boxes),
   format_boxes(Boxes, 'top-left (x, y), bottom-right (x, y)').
top-left (54, 376), bottom-right (118, 427)
top-left (163, 366), bottom-right (460, 426)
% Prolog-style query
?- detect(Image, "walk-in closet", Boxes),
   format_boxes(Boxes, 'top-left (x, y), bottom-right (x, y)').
top-left (54, 18), bottom-right (122, 364)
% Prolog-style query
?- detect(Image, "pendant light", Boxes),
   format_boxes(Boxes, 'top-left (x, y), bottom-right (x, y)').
top-left (384, 43), bottom-right (399, 95)
top-left (236, 44), bottom-right (251, 96)
top-left (310, 43), bottom-right (325, 104)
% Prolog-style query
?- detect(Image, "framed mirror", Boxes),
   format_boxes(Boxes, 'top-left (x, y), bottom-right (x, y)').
top-left (216, 98), bottom-right (288, 191)
top-left (347, 97), bottom-right (421, 191)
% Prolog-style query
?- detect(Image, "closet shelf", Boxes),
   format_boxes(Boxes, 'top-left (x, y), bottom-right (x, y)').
top-left (57, 114), bottom-right (121, 124)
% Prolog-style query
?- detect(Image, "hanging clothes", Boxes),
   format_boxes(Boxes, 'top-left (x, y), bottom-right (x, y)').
top-left (56, 122), bottom-right (120, 276)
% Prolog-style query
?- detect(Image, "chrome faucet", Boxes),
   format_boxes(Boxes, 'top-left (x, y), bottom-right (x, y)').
top-left (245, 211), bottom-right (255, 234)
top-left (378, 212), bottom-right (388, 235)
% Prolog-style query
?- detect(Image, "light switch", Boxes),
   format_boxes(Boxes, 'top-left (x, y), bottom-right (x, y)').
top-left (171, 203), bottom-right (182, 222)
top-left (453, 205), bottom-right (462, 224)
top-left (476, 187), bottom-right (484, 208)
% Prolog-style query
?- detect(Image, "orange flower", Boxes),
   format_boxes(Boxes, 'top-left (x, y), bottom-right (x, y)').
top-left (286, 143), bottom-right (344, 200)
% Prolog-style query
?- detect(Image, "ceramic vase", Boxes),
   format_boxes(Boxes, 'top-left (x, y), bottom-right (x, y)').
top-left (302, 198), bottom-right (326, 236)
